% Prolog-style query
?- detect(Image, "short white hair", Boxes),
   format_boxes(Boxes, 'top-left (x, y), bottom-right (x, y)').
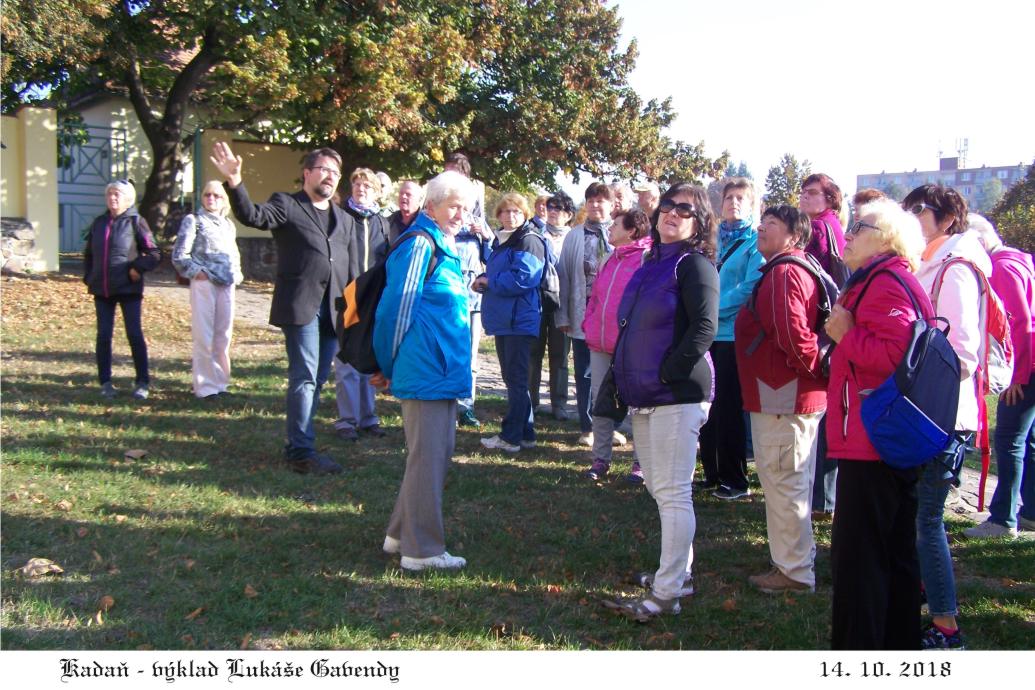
top-left (968, 212), bottom-right (1003, 252)
top-left (858, 199), bottom-right (926, 272)
top-left (424, 170), bottom-right (474, 210)
top-left (105, 180), bottom-right (136, 206)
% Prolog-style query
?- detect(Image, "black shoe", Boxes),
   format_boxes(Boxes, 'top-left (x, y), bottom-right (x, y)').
top-left (693, 478), bottom-right (719, 490)
top-left (286, 454), bottom-right (343, 476)
top-left (360, 424), bottom-right (386, 438)
top-left (713, 485), bottom-right (751, 500)
top-left (457, 409), bottom-right (481, 427)
top-left (336, 428), bottom-right (359, 442)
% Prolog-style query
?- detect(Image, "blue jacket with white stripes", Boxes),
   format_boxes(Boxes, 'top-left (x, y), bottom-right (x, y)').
top-left (480, 221), bottom-right (546, 337)
top-left (372, 211), bottom-right (472, 400)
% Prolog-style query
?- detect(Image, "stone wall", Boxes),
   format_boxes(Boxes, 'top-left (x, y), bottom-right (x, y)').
top-left (1, 218), bottom-right (37, 275)
top-left (237, 237), bottom-right (278, 282)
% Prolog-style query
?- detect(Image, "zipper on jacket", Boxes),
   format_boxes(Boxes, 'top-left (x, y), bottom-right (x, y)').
top-left (599, 257), bottom-right (622, 348)
top-left (841, 379), bottom-right (849, 439)
top-left (102, 218), bottom-right (113, 298)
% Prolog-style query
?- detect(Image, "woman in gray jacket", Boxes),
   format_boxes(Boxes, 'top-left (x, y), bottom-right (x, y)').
top-left (172, 180), bottom-right (244, 399)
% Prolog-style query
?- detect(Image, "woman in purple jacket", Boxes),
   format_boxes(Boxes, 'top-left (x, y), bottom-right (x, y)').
top-left (604, 183), bottom-right (719, 622)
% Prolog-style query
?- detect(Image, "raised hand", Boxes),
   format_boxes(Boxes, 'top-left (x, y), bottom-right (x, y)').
top-left (210, 142), bottom-right (243, 187)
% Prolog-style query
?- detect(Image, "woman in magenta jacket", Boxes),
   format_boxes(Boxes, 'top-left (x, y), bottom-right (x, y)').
top-left (580, 208), bottom-right (651, 482)
top-left (823, 199), bottom-right (931, 650)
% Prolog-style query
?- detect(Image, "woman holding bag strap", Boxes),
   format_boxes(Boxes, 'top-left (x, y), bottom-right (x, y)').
top-left (172, 180), bottom-right (243, 399)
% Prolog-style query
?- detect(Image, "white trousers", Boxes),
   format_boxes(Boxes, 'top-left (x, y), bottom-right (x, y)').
top-left (633, 402), bottom-right (710, 600)
top-left (189, 279), bottom-right (235, 397)
top-left (750, 411), bottom-right (822, 587)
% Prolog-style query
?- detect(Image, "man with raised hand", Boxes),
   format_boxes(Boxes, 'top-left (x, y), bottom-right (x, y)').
top-left (212, 141), bottom-right (357, 475)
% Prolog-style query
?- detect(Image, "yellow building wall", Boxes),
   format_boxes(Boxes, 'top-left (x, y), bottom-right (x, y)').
top-left (199, 130), bottom-right (308, 239)
top-left (0, 107), bottom-right (59, 271)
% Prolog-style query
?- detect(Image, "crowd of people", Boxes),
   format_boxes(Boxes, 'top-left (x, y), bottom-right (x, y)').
top-left (82, 145), bottom-right (1033, 650)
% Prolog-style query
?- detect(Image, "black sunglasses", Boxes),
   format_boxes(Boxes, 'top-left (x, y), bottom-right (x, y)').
top-left (658, 199), bottom-right (695, 219)
top-left (546, 201), bottom-right (565, 211)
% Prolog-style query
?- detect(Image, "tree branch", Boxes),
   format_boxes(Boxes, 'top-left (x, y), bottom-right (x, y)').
top-left (124, 51), bottom-right (159, 147)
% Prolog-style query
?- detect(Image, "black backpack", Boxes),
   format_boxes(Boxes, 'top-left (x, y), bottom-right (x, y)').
top-left (745, 252), bottom-right (840, 359)
top-left (534, 232), bottom-right (561, 313)
top-left (335, 230), bottom-right (437, 375)
top-left (822, 221), bottom-right (852, 288)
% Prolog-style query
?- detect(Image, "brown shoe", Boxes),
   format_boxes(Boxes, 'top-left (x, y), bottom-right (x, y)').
top-left (748, 568), bottom-right (813, 594)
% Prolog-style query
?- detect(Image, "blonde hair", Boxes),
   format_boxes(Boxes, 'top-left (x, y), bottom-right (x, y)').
top-left (495, 192), bottom-right (531, 219)
top-left (858, 199), bottom-right (926, 272)
top-left (201, 180), bottom-right (230, 217)
top-left (349, 167), bottom-right (382, 195)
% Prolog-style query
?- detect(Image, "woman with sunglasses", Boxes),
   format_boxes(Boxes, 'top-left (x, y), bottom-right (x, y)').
top-left (172, 180), bottom-right (243, 399)
top-left (529, 191), bottom-right (575, 420)
top-left (904, 184), bottom-right (988, 650)
top-left (604, 183), bottom-right (718, 621)
top-left (823, 199), bottom-right (930, 649)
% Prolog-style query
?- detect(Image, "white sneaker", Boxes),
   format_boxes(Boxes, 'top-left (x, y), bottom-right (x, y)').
top-left (578, 432), bottom-right (594, 447)
top-left (400, 552), bottom-right (467, 572)
top-left (480, 435), bottom-right (520, 453)
top-left (520, 439), bottom-right (536, 449)
top-left (612, 431), bottom-right (627, 446)
top-left (963, 520), bottom-right (1018, 539)
top-left (383, 535), bottom-right (400, 554)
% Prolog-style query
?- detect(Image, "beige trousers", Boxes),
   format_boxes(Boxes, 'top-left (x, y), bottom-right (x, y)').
top-left (750, 411), bottom-right (822, 587)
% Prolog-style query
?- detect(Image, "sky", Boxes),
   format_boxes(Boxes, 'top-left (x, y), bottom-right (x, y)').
top-left (562, 0), bottom-right (1035, 196)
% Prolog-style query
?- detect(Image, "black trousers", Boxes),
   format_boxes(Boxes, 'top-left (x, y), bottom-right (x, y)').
top-left (528, 314), bottom-right (570, 410)
top-left (830, 459), bottom-right (921, 650)
top-left (698, 341), bottom-right (747, 489)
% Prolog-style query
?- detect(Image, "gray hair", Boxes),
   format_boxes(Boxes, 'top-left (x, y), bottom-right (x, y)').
top-left (105, 180), bottom-right (136, 206)
top-left (424, 170), bottom-right (474, 210)
top-left (857, 199), bottom-right (926, 272)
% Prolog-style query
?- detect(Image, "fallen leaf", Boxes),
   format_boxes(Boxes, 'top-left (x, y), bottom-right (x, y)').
top-left (429, 615), bottom-right (445, 625)
top-left (7, 493), bottom-right (18, 502)
top-left (113, 515), bottom-right (127, 523)
top-left (98, 596), bottom-right (115, 612)
top-left (181, 634), bottom-right (195, 645)
top-left (124, 449), bottom-right (148, 460)
top-left (76, 527), bottom-right (89, 538)
top-left (92, 551), bottom-right (103, 562)
top-left (240, 633), bottom-right (252, 650)
top-left (244, 584), bottom-right (258, 598)
top-left (107, 565), bottom-right (120, 575)
top-left (783, 596), bottom-right (798, 606)
top-left (20, 557), bottom-right (64, 577)
top-left (184, 607), bottom-right (204, 621)
top-left (183, 559), bottom-right (196, 571)
top-left (722, 598), bottom-right (737, 612)
top-left (1001, 578), bottom-right (1018, 587)
top-left (56, 500), bottom-right (73, 512)
top-left (388, 632), bottom-right (401, 640)
top-left (94, 610), bottom-right (104, 625)
top-left (546, 584), bottom-right (562, 595)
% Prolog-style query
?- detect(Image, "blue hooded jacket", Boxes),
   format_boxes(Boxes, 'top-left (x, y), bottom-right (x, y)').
top-left (480, 222), bottom-right (546, 337)
top-left (372, 212), bottom-right (472, 400)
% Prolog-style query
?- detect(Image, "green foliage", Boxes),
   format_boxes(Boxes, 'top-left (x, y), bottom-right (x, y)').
top-left (764, 153), bottom-right (811, 207)
top-left (881, 181), bottom-right (908, 202)
top-left (978, 178), bottom-right (1005, 214)
top-left (990, 161), bottom-right (1035, 254)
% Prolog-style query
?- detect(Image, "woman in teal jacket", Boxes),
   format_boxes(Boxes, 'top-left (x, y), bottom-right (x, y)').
top-left (372, 170), bottom-right (473, 573)
top-left (698, 178), bottom-right (765, 497)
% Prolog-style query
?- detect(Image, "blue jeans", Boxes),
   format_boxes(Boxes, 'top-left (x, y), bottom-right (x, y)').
top-left (812, 415), bottom-right (838, 512)
top-left (496, 335), bottom-right (535, 445)
top-left (989, 382), bottom-right (1035, 528)
top-left (94, 295), bottom-right (149, 384)
top-left (916, 432), bottom-right (970, 617)
top-left (281, 299), bottom-right (337, 460)
top-left (572, 337), bottom-right (592, 432)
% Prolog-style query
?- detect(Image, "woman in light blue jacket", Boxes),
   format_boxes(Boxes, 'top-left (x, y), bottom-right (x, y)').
top-left (172, 180), bottom-right (243, 399)
top-left (372, 170), bottom-right (473, 573)
top-left (697, 178), bottom-right (765, 498)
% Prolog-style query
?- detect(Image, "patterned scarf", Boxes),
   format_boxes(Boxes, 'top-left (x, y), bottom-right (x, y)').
top-left (347, 197), bottom-right (380, 217)
top-left (584, 219), bottom-right (613, 260)
top-left (718, 218), bottom-right (754, 258)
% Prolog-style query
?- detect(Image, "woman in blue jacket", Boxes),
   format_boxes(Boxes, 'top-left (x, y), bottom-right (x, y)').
top-left (474, 193), bottom-right (547, 454)
top-left (371, 170), bottom-right (474, 573)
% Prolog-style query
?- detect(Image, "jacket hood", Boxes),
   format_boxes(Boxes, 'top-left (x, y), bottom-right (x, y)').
top-left (925, 229), bottom-right (992, 277)
top-left (994, 246), bottom-right (1034, 272)
top-left (613, 235), bottom-right (652, 260)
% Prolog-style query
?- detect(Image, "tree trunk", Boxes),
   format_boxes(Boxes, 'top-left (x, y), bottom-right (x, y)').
top-left (138, 138), bottom-right (187, 239)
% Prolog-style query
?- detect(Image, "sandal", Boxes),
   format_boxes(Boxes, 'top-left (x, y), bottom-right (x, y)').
top-left (602, 592), bottom-right (681, 623)
top-left (634, 571), bottom-right (695, 597)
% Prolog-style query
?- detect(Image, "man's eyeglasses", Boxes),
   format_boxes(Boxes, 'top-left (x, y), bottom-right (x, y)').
top-left (847, 220), bottom-right (881, 236)
top-left (907, 202), bottom-right (938, 216)
top-left (658, 199), bottom-right (695, 219)
top-left (308, 166), bottom-right (341, 178)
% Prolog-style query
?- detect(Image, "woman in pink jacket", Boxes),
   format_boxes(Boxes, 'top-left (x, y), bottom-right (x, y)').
top-left (823, 199), bottom-right (930, 650)
top-left (581, 208), bottom-right (651, 483)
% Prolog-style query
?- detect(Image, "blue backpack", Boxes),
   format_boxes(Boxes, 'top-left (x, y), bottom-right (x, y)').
top-left (853, 269), bottom-right (961, 469)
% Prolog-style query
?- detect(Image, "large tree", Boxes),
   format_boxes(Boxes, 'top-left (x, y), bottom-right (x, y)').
top-left (764, 153), bottom-right (811, 207)
top-left (990, 161), bottom-right (1035, 254)
top-left (3, 0), bottom-right (727, 233)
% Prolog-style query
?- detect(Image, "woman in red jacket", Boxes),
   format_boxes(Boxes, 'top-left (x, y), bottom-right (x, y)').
top-left (734, 205), bottom-right (826, 594)
top-left (823, 199), bottom-right (930, 650)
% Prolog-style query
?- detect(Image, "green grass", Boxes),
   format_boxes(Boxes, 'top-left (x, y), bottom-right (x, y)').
top-left (1, 274), bottom-right (1033, 650)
